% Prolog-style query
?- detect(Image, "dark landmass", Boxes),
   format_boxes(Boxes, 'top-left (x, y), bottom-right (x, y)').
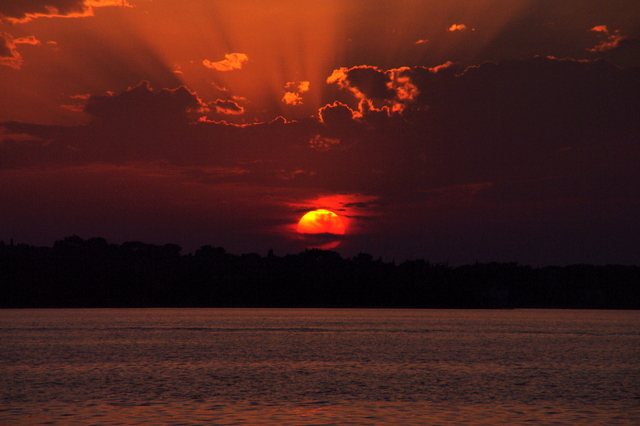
top-left (1, 236), bottom-right (638, 309)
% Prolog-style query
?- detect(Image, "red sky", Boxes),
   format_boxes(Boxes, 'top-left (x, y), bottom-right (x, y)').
top-left (1, 0), bottom-right (639, 265)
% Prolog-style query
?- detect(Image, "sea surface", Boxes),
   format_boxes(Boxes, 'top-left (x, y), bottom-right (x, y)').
top-left (1, 308), bottom-right (639, 425)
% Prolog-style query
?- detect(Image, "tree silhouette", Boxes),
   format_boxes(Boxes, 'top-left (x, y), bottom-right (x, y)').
top-left (0, 236), bottom-right (638, 309)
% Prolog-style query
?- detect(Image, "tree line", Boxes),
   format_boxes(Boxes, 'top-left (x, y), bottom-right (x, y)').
top-left (1, 236), bottom-right (638, 309)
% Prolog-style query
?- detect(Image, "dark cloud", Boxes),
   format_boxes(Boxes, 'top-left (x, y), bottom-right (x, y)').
top-left (346, 66), bottom-right (395, 99)
top-left (212, 99), bottom-right (244, 115)
top-left (328, 62), bottom-right (467, 112)
top-left (3, 82), bottom-right (219, 166)
top-left (0, 33), bottom-right (14, 57)
top-left (84, 81), bottom-right (205, 126)
top-left (0, 0), bottom-right (127, 23)
top-left (1, 121), bottom-right (69, 140)
top-left (335, 58), bottom-right (639, 145)
top-left (342, 202), bottom-right (370, 208)
top-left (0, 32), bottom-right (21, 69)
top-left (309, 135), bottom-right (340, 152)
top-left (319, 102), bottom-right (355, 127)
top-left (328, 66), bottom-right (394, 100)
top-left (0, 0), bottom-right (85, 22)
top-left (0, 121), bottom-right (86, 169)
top-left (320, 58), bottom-right (640, 211)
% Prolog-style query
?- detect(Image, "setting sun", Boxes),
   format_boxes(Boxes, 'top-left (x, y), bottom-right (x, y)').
top-left (297, 209), bottom-right (345, 235)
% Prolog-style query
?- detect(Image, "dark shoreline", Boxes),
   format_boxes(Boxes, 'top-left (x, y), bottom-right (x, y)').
top-left (2, 236), bottom-right (638, 309)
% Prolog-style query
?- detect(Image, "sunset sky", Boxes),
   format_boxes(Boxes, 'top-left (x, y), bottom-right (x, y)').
top-left (1, 0), bottom-right (639, 265)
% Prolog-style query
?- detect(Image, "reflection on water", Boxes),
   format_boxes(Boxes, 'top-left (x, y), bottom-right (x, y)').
top-left (3, 400), bottom-right (638, 425)
top-left (1, 309), bottom-right (639, 425)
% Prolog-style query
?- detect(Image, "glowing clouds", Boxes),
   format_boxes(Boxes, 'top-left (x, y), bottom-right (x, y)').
top-left (297, 81), bottom-right (310, 93)
top-left (0, 34), bottom-right (45, 69)
top-left (387, 69), bottom-right (419, 102)
top-left (327, 65), bottom-right (435, 111)
top-left (282, 81), bottom-right (310, 105)
top-left (203, 53), bottom-right (249, 71)
top-left (319, 101), bottom-right (355, 126)
top-left (14, 36), bottom-right (41, 46)
top-left (448, 24), bottom-right (467, 32)
top-left (588, 26), bottom-right (633, 53)
top-left (282, 92), bottom-right (303, 105)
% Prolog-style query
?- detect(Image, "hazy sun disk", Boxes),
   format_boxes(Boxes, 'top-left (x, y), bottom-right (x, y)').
top-left (297, 209), bottom-right (345, 235)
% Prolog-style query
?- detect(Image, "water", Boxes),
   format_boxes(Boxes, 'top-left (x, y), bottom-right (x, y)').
top-left (1, 308), bottom-right (639, 425)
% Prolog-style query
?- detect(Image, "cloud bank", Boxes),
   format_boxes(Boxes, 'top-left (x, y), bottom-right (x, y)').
top-left (0, 0), bottom-right (130, 23)
top-left (1, 56), bottom-right (639, 264)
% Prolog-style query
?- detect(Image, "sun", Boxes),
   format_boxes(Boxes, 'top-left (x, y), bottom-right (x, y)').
top-left (297, 209), bottom-right (346, 235)
top-left (296, 209), bottom-right (345, 250)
